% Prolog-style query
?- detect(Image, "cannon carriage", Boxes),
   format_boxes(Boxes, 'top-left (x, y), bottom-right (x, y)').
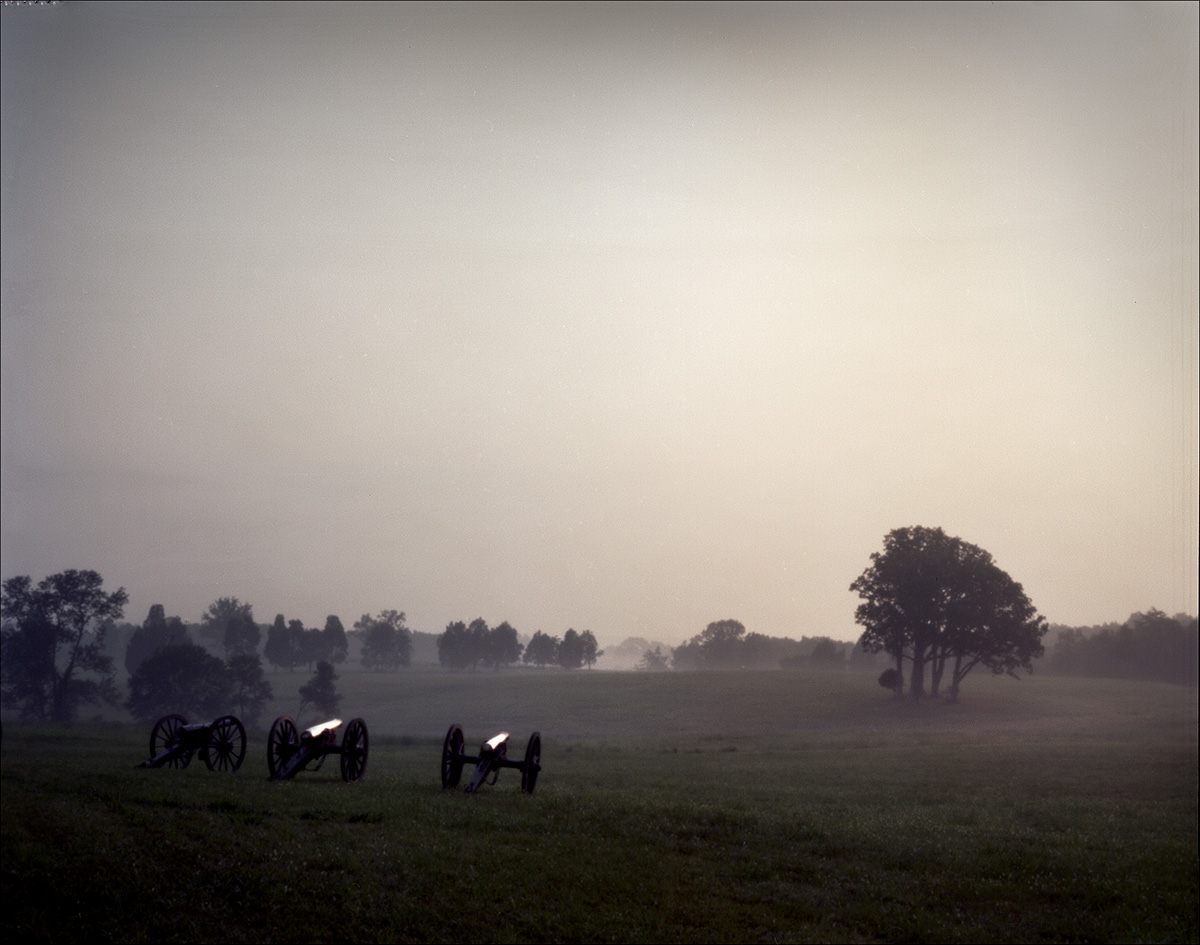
top-left (138, 714), bottom-right (247, 772)
top-left (441, 724), bottom-right (541, 794)
top-left (267, 715), bottom-right (369, 782)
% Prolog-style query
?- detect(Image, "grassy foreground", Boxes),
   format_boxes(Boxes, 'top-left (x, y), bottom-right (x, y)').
top-left (2, 670), bottom-right (1196, 943)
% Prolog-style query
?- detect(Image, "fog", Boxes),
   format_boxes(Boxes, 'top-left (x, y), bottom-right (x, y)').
top-left (2, 1), bottom-right (1196, 646)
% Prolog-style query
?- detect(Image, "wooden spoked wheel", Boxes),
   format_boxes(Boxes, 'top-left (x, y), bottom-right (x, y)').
top-left (340, 717), bottom-right (369, 782)
top-left (149, 714), bottom-right (190, 768)
top-left (521, 731), bottom-right (541, 794)
top-left (441, 724), bottom-right (465, 788)
top-left (267, 715), bottom-right (299, 778)
top-left (203, 715), bottom-right (246, 772)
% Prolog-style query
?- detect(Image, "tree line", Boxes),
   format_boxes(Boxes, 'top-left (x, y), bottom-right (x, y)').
top-left (5, 535), bottom-right (1195, 723)
top-left (1044, 609), bottom-right (1197, 687)
top-left (436, 619), bottom-right (602, 670)
top-left (667, 619), bottom-right (869, 671)
top-left (0, 574), bottom-right (389, 725)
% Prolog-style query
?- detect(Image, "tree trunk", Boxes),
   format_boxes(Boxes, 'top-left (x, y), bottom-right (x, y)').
top-left (947, 653), bottom-right (963, 702)
top-left (909, 644), bottom-right (926, 701)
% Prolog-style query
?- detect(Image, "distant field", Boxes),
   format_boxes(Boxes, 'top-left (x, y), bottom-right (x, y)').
top-left (2, 671), bottom-right (1196, 943)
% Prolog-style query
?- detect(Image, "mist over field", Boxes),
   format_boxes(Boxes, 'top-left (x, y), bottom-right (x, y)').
top-left (2, 2), bottom-right (1196, 650)
top-left (3, 668), bottom-right (1197, 943)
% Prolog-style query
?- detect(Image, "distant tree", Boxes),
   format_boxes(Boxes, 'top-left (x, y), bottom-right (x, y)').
top-left (1, 570), bottom-right (128, 721)
top-left (485, 621), bottom-right (524, 669)
top-left (1049, 610), bottom-right (1198, 686)
top-left (437, 620), bottom-right (473, 670)
top-left (439, 617), bottom-right (524, 671)
top-left (741, 631), bottom-right (804, 668)
top-left (848, 641), bottom-right (884, 672)
top-left (559, 629), bottom-right (585, 670)
top-left (637, 645), bottom-right (671, 672)
top-left (808, 637), bottom-right (846, 669)
top-left (673, 619), bottom-right (748, 670)
top-left (356, 610), bottom-right (411, 671)
top-left (323, 615), bottom-right (348, 664)
top-left (125, 604), bottom-right (191, 676)
top-left (125, 643), bottom-right (232, 724)
top-left (200, 597), bottom-right (259, 658)
top-left (226, 613), bottom-right (261, 659)
top-left (291, 620), bottom-right (329, 671)
top-left (264, 614), bottom-right (297, 671)
top-left (298, 660), bottom-right (341, 720)
top-left (851, 526), bottom-right (1047, 701)
top-left (466, 618), bottom-right (490, 668)
top-left (227, 654), bottom-right (273, 728)
top-left (580, 630), bottom-right (603, 669)
top-left (523, 631), bottom-right (560, 667)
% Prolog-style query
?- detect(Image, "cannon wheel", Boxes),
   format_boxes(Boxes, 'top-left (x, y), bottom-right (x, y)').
top-left (267, 715), bottom-right (299, 778)
top-left (340, 717), bottom-right (369, 782)
top-left (441, 724), bottom-right (465, 788)
top-left (521, 731), bottom-right (542, 794)
top-left (202, 715), bottom-right (246, 772)
top-left (149, 714), bottom-right (191, 768)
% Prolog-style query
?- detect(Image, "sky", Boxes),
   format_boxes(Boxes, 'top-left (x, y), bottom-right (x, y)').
top-left (2, 1), bottom-right (1197, 647)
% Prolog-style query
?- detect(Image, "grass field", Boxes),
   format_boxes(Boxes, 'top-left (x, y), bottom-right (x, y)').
top-left (2, 669), bottom-right (1196, 943)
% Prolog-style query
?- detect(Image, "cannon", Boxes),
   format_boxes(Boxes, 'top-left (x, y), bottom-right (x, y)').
top-left (267, 715), bottom-right (369, 782)
top-left (441, 724), bottom-right (541, 794)
top-left (139, 714), bottom-right (247, 772)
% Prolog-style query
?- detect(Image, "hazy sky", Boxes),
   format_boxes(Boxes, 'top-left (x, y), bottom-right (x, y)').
top-left (3, 1), bottom-right (1197, 646)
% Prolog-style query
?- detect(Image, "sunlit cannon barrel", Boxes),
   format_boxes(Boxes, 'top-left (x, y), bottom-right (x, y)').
top-left (441, 724), bottom-right (541, 794)
top-left (267, 715), bottom-right (369, 782)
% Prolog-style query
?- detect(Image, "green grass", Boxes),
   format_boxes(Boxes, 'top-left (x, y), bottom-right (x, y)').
top-left (3, 670), bottom-right (1196, 943)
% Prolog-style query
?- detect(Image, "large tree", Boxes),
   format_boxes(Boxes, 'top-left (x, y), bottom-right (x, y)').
top-left (1, 570), bottom-right (128, 721)
top-left (850, 526), bottom-right (1047, 701)
top-left (125, 643), bottom-right (231, 724)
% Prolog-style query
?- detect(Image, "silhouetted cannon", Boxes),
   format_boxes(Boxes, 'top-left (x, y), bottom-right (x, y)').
top-left (139, 714), bottom-right (246, 772)
top-left (267, 716), bottom-right (369, 782)
top-left (441, 724), bottom-right (541, 794)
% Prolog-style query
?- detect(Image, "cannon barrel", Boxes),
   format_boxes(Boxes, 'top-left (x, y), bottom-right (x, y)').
top-left (267, 715), bottom-right (369, 782)
top-left (442, 725), bottom-right (541, 794)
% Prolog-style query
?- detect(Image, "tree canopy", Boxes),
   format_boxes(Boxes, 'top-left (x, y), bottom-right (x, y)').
top-left (200, 597), bottom-right (260, 658)
top-left (850, 526), bottom-right (1047, 701)
top-left (227, 653), bottom-right (274, 727)
top-left (437, 618), bottom-right (525, 670)
top-left (298, 660), bottom-right (342, 721)
top-left (125, 604), bottom-right (191, 675)
top-left (1048, 609), bottom-right (1198, 686)
top-left (355, 610), bottom-right (411, 671)
top-left (523, 631), bottom-right (559, 667)
top-left (125, 643), bottom-right (232, 724)
top-left (1, 569), bottom-right (128, 721)
top-left (322, 615), bottom-right (348, 664)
